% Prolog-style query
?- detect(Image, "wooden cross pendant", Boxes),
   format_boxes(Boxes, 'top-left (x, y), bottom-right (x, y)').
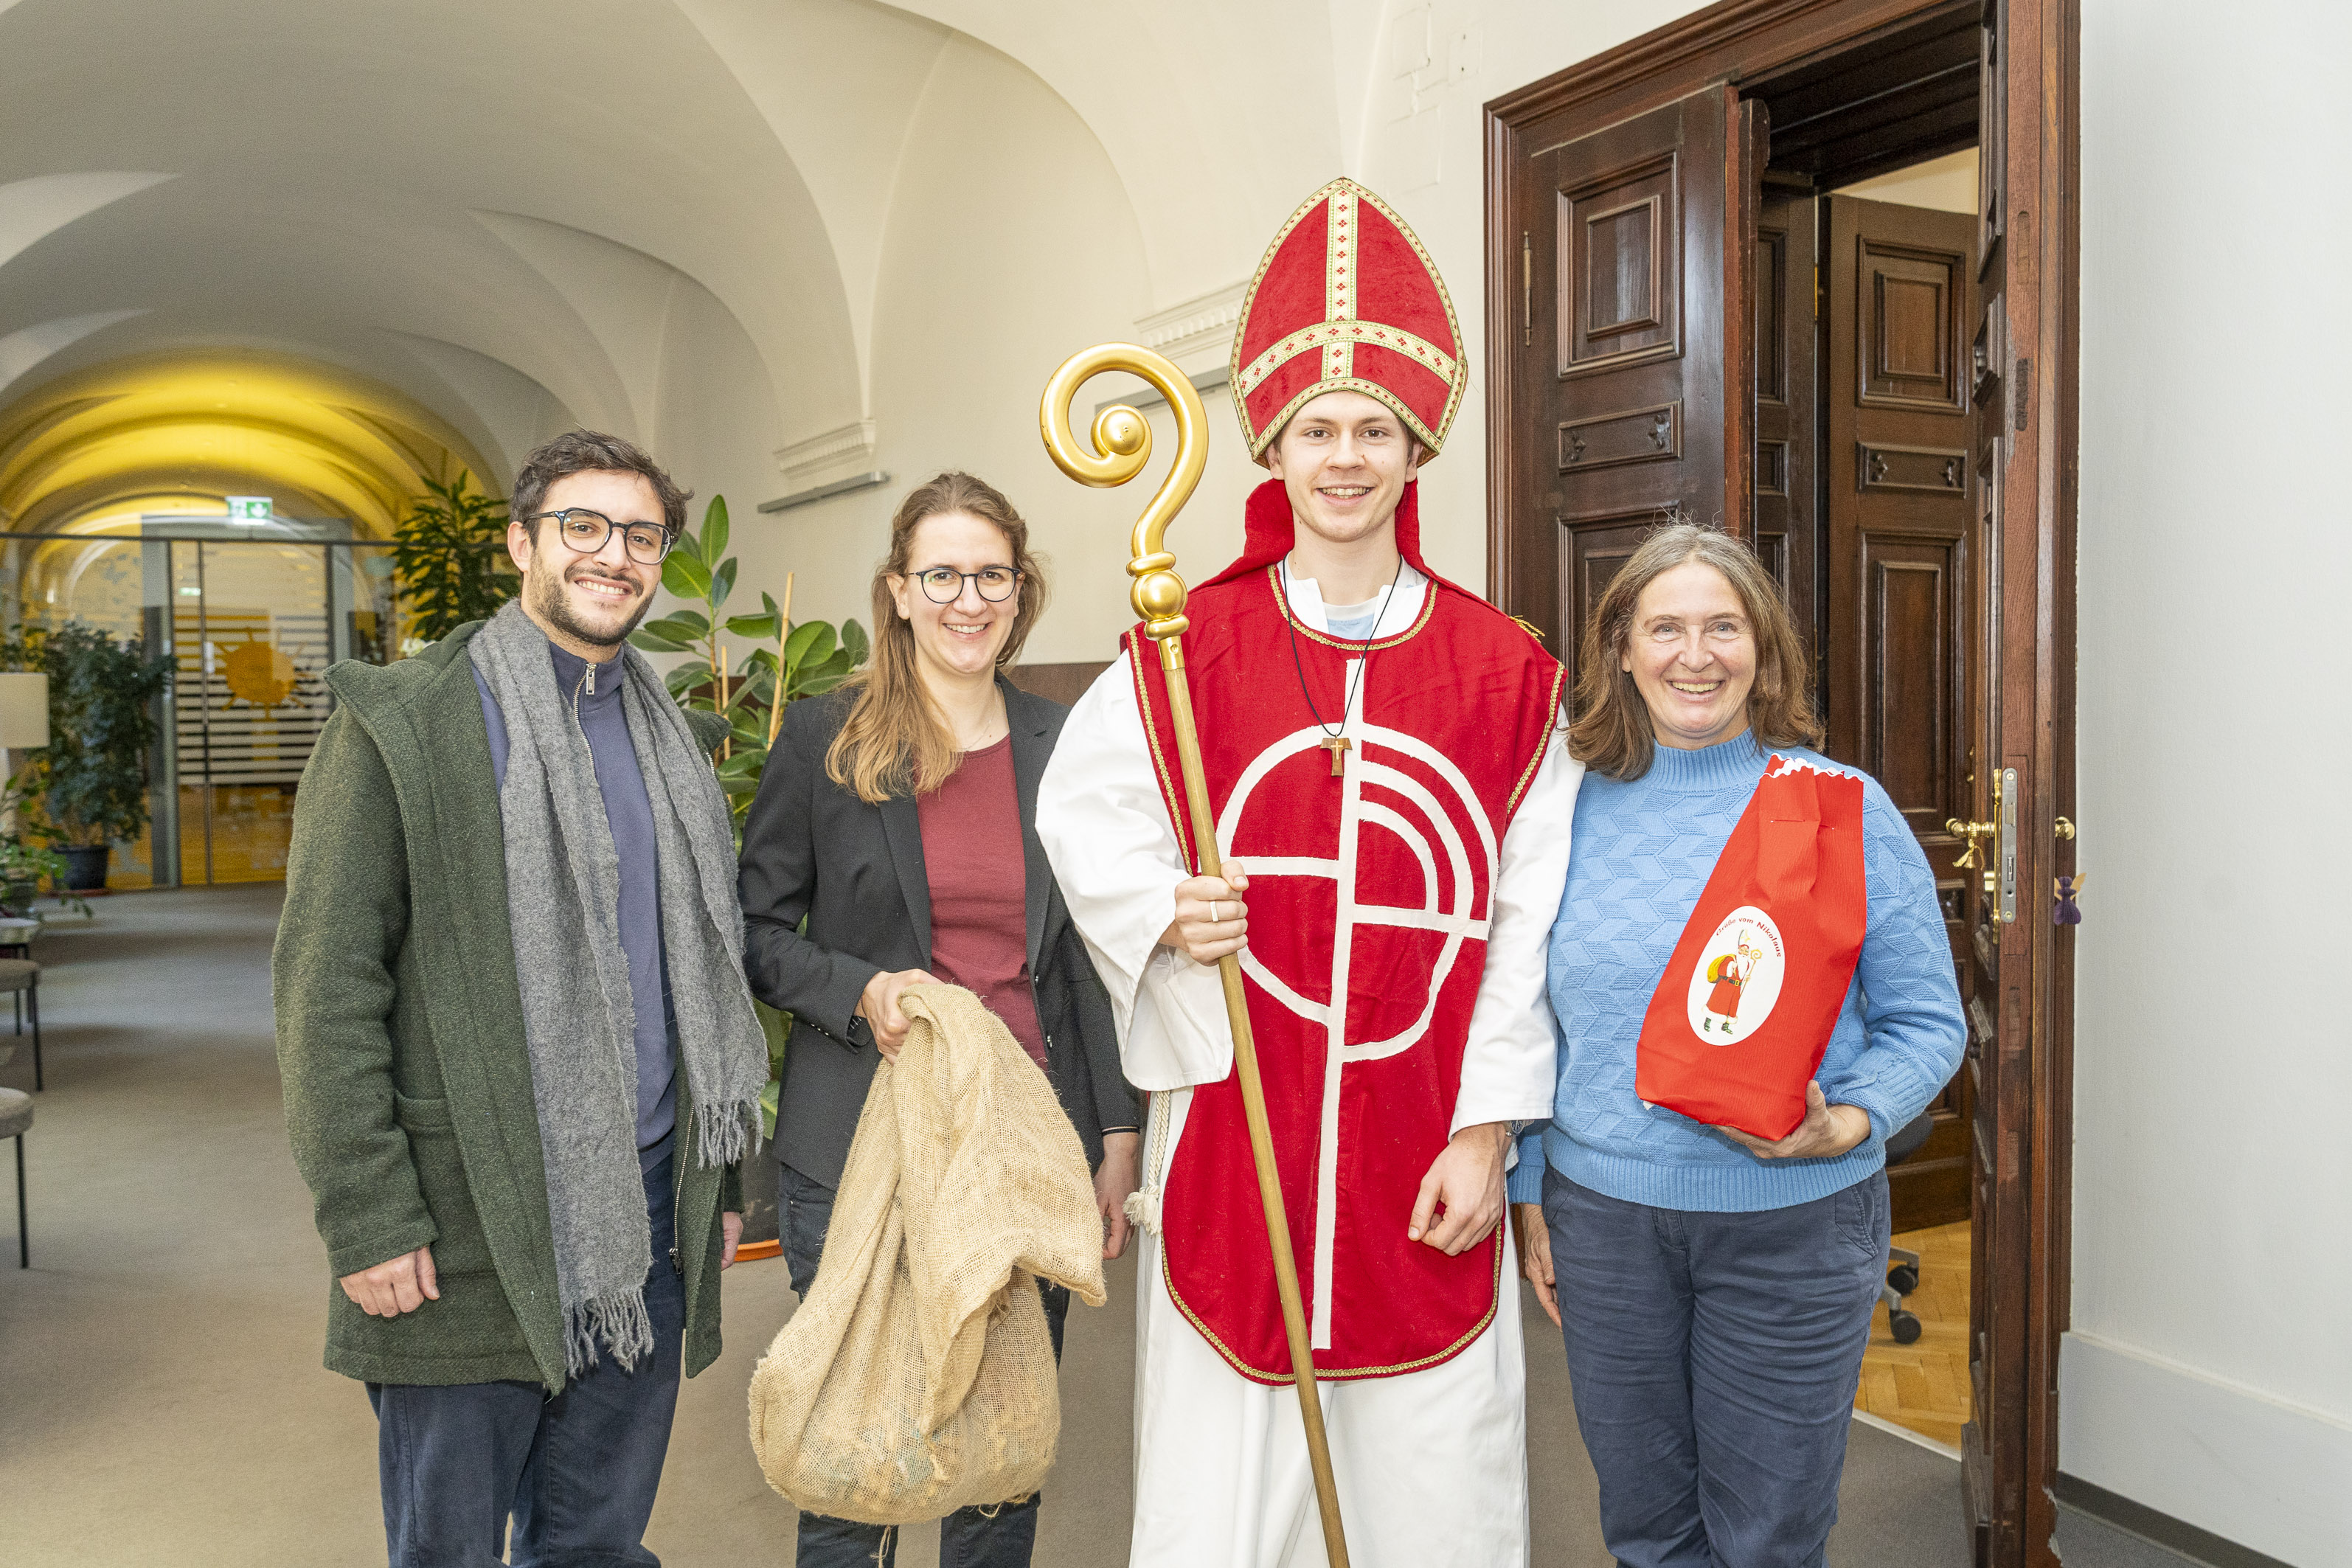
top-left (1321, 735), bottom-right (1353, 777)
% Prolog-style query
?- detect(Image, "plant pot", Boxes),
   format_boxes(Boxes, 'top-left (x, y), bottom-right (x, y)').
top-left (0, 879), bottom-right (35, 917)
top-left (60, 844), bottom-right (109, 892)
top-left (738, 1147), bottom-right (780, 1247)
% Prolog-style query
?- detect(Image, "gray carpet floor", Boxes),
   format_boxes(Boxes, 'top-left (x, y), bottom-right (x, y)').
top-left (0, 884), bottom-right (1974, 1566)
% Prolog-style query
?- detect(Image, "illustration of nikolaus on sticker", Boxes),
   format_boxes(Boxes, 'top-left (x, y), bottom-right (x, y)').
top-left (1701, 939), bottom-right (1762, 1033)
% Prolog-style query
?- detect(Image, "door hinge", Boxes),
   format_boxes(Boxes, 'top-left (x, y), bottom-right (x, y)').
top-left (2012, 356), bottom-right (2030, 430)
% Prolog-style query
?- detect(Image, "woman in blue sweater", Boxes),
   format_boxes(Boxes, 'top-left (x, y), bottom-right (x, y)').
top-left (1510, 524), bottom-right (1964, 1567)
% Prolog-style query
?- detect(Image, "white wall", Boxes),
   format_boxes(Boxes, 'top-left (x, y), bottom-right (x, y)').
top-left (2069, 3), bottom-right (2352, 1561)
top-left (702, 32), bottom-right (1154, 665)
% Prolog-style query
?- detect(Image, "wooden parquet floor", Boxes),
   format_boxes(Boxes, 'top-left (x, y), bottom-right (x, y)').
top-left (1855, 1219), bottom-right (1971, 1449)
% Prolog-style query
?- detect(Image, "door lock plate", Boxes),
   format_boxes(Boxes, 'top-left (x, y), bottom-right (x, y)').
top-left (1997, 769), bottom-right (2019, 923)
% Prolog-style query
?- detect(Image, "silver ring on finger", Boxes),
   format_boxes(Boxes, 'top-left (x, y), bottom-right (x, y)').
top-left (1210, 900), bottom-right (1226, 925)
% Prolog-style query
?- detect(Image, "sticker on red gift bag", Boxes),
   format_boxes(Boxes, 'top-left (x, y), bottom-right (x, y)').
top-left (1635, 756), bottom-right (1867, 1141)
top-left (1684, 906), bottom-right (1785, 1044)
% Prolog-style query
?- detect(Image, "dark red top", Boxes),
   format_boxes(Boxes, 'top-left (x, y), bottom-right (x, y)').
top-left (916, 736), bottom-right (1047, 1070)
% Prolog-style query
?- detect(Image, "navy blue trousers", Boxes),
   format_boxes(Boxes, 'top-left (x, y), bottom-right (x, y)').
top-left (369, 1154), bottom-right (685, 1568)
top-left (779, 1162), bottom-right (1069, 1568)
top-left (1543, 1165), bottom-right (1888, 1568)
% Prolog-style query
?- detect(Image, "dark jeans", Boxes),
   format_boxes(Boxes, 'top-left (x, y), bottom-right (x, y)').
top-left (369, 1155), bottom-right (685, 1568)
top-left (1543, 1165), bottom-right (1889, 1568)
top-left (779, 1161), bottom-right (1070, 1568)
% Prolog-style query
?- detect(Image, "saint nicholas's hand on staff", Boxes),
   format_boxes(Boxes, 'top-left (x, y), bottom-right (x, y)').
top-left (1162, 860), bottom-right (1251, 964)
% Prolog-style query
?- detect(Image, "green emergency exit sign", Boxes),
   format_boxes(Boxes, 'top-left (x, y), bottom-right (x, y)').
top-left (226, 495), bottom-right (272, 522)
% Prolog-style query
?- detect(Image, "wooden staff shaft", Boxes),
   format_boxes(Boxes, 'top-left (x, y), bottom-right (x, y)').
top-left (1158, 634), bottom-right (1350, 1566)
top-left (766, 570), bottom-right (797, 749)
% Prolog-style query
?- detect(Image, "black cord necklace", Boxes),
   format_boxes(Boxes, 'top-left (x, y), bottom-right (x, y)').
top-left (1283, 552), bottom-right (1404, 777)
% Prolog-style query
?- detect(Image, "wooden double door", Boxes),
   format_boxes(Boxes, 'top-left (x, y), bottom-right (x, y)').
top-left (1524, 85), bottom-right (1979, 1231)
top-left (1488, 0), bottom-right (2078, 1559)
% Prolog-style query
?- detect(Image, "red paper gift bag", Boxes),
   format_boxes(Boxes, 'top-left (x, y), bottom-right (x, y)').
top-left (1634, 756), bottom-right (1867, 1141)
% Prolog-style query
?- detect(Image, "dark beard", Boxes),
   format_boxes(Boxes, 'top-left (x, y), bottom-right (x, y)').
top-left (526, 559), bottom-right (652, 649)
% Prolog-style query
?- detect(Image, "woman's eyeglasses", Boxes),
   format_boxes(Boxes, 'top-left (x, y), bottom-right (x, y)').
top-left (524, 508), bottom-right (676, 566)
top-left (915, 566), bottom-right (1021, 603)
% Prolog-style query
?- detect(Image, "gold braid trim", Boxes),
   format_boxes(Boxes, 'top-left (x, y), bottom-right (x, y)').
top-left (1125, 628), bottom-right (1196, 873)
top-left (1262, 563), bottom-right (1439, 651)
top-left (1160, 1221), bottom-right (1506, 1385)
top-left (1506, 658), bottom-right (1571, 816)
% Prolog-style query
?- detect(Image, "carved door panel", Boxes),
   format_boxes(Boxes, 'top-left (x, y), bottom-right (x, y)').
top-left (1508, 83), bottom-right (1760, 684)
top-left (1754, 179), bottom-right (1819, 671)
top-left (1822, 192), bottom-right (1977, 1233)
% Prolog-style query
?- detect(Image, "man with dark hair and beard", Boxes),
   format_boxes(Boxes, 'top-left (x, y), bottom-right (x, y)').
top-left (274, 429), bottom-right (771, 1565)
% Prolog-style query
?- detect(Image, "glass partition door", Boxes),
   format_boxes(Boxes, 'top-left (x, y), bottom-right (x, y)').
top-left (172, 541), bottom-right (333, 884)
top-left (5, 531), bottom-right (400, 889)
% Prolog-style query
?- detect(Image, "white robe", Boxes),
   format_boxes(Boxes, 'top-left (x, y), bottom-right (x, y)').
top-left (1037, 561), bottom-right (1583, 1568)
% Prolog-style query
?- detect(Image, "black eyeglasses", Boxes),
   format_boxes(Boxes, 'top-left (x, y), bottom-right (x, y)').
top-left (524, 508), bottom-right (676, 566)
top-left (914, 566), bottom-right (1021, 603)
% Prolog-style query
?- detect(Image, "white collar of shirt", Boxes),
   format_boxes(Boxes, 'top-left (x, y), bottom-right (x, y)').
top-left (1280, 555), bottom-right (1427, 637)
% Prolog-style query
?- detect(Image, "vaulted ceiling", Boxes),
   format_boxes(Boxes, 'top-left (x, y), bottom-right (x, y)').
top-left (0, 0), bottom-right (1364, 529)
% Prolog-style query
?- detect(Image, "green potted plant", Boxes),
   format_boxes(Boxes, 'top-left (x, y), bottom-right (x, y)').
top-left (0, 833), bottom-right (89, 917)
top-left (627, 496), bottom-right (869, 825)
top-left (10, 622), bottom-right (170, 891)
top-left (392, 471), bottom-right (516, 651)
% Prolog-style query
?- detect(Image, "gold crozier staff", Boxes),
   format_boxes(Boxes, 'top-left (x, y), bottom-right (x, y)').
top-left (1038, 343), bottom-right (1351, 1568)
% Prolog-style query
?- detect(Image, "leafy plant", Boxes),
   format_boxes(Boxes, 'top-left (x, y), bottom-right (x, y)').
top-left (0, 828), bottom-right (89, 917)
top-left (393, 471), bottom-right (516, 646)
top-left (627, 495), bottom-right (869, 822)
top-left (0, 621), bottom-right (170, 849)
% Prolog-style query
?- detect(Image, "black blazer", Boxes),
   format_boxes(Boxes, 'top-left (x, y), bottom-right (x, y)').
top-left (738, 677), bottom-right (1138, 1189)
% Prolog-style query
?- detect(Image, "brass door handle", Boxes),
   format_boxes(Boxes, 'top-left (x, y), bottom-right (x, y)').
top-left (1947, 818), bottom-right (1997, 871)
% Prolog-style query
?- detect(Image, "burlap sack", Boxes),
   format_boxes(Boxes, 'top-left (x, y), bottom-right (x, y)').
top-left (748, 983), bottom-right (1108, 1525)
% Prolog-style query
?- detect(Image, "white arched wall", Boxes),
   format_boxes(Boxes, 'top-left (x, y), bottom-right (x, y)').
top-left (723, 30), bottom-right (1163, 664)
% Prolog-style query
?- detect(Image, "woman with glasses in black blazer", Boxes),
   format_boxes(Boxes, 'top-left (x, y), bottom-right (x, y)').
top-left (737, 471), bottom-right (1139, 1568)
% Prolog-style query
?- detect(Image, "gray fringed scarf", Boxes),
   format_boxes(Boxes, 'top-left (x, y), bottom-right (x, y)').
top-left (470, 601), bottom-right (767, 1373)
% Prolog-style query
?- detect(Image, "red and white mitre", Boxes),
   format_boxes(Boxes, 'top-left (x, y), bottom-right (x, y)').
top-left (1228, 177), bottom-right (1467, 463)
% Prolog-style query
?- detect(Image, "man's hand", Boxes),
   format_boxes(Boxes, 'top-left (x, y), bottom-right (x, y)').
top-left (857, 968), bottom-right (940, 1062)
top-left (1513, 1202), bottom-right (1560, 1328)
top-left (1719, 1081), bottom-right (1873, 1161)
top-left (1159, 861), bottom-right (1250, 966)
top-left (1407, 1121), bottom-right (1510, 1255)
top-left (720, 1210), bottom-right (743, 1270)
top-left (1095, 1131), bottom-right (1142, 1260)
top-left (339, 1244), bottom-right (439, 1317)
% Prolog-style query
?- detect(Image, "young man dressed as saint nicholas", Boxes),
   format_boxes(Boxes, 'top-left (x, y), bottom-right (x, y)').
top-left (1038, 178), bottom-right (1581, 1567)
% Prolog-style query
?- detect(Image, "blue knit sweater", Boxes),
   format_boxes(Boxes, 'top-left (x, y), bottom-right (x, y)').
top-left (1508, 734), bottom-right (1966, 1213)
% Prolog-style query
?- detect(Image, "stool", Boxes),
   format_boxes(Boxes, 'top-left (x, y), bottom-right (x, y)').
top-left (0, 960), bottom-right (41, 1090)
top-left (0, 1086), bottom-right (30, 1266)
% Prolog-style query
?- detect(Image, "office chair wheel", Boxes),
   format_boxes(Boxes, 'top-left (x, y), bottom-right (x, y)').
top-left (1887, 1308), bottom-right (1923, 1345)
top-left (1887, 1263), bottom-right (1920, 1296)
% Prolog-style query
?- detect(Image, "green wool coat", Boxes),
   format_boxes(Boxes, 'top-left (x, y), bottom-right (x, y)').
top-left (273, 622), bottom-right (740, 1392)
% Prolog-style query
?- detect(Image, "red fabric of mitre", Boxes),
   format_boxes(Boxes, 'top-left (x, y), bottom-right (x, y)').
top-left (1229, 178), bottom-right (1467, 462)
